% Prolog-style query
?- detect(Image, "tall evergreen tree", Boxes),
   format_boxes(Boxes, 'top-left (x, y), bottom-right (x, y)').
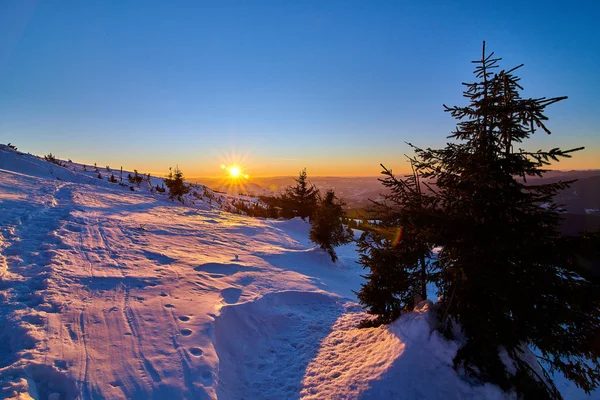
top-left (288, 168), bottom-right (318, 220)
top-left (409, 43), bottom-right (600, 398)
top-left (360, 42), bottom-right (600, 398)
top-left (309, 189), bottom-right (353, 262)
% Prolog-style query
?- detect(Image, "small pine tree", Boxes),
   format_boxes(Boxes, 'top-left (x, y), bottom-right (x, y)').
top-left (44, 153), bottom-right (67, 167)
top-left (357, 162), bottom-right (437, 325)
top-left (277, 191), bottom-right (298, 219)
top-left (133, 170), bottom-right (143, 186)
top-left (109, 174), bottom-right (117, 183)
top-left (97, 172), bottom-right (102, 179)
top-left (287, 168), bottom-right (319, 220)
top-left (309, 189), bottom-right (353, 262)
top-left (356, 231), bottom-right (412, 325)
top-left (164, 166), bottom-right (190, 203)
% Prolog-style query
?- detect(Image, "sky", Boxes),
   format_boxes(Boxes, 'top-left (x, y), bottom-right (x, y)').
top-left (0, 0), bottom-right (599, 177)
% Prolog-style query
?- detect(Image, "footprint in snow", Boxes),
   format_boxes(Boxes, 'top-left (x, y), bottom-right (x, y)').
top-left (236, 275), bottom-right (254, 287)
top-left (179, 316), bottom-right (190, 322)
top-left (220, 287), bottom-right (242, 304)
top-left (164, 304), bottom-right (175, 308)
top-left (180, 328), bottom-right (192, 336)
top-left (189, 347), bottom-right (203, 356)
top-left (54, 360), bottom-right (68, 371)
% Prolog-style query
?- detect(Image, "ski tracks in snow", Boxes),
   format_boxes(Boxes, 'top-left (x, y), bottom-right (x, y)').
top-left (0, 162), bottom-right (367, 400)
top-left (0, 180), bottom-right (80, 398)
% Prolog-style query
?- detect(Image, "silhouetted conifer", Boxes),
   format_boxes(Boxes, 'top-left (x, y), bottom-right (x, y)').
top-left (357, 163), bottom-right (437, 325)
top-left (309, 189), bottom-right (353, 262)
top-left (267, 204), bottom-right (278, 219)
top-left (384, 42), bottom-right (600, 398)
top-left (286, 168), bottom-right (318, 220)
top-left (133, 169), bottom-right (143, 186)
top-left (164, 166), bottom-right (190, 203)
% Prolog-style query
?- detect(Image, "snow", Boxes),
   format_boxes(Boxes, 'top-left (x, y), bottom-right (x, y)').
top-left (0, 145), bottom-right (596, 399)
top-left (301, 301), bottom-right (508, 400)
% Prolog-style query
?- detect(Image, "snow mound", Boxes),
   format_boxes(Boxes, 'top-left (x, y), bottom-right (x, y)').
top-left (215, 291), bottom-right (345, 399)
top-left (301, 301), bottom-right (509, 400)
top-left (0, 144), bottom-right (264, 214)
top-left (215, 296), bottom-right (509, 400)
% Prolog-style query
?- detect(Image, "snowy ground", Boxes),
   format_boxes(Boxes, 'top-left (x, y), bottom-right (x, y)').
top-left (0, 146), bottom-right (596, 399)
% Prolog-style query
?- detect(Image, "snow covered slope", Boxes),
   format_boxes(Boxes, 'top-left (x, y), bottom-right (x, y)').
top-left (0, 145), bottom-right (593, 399)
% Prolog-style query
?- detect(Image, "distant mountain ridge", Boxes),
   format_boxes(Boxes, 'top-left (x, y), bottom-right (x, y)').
top-left (191, 170), bottom-right (600, 215)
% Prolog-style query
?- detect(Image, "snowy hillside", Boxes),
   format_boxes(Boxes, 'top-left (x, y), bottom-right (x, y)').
top-left (0, 146), bottom-right (262, 216)
top-left (0, 145), bottom-right (593, 400)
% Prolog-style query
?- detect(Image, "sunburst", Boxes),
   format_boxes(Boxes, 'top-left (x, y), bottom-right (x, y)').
top-left (216, 150), bottom-right (252, 194)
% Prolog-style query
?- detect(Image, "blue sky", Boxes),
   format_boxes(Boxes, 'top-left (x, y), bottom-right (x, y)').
top-left (1, 0), bottom-right (599, 176)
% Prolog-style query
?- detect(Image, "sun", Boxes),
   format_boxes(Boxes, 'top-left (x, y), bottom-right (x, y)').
top-left (217, 151), bottom-right (252, 194)
top-left (229, 166), bottom-right (241, 178)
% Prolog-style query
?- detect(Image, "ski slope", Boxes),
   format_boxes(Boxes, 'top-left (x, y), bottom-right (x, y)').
top-left (0, 145), bottom-right (594, 399)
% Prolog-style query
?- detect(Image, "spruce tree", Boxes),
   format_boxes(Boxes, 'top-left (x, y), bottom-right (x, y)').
top-left (164, 166), bottom-right (190, 203)
top-left (288, 168), bottom-right (318, 220)
top-left (357, 163), bottom-right (437, 325)
top-left (405, 43), bottom-right (600, 398)
top-left (277, 191), bottom-right (297, 219)
top-left (309, 189), bottom-right (353, 262)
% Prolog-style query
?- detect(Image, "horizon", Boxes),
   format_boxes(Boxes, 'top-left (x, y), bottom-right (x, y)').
top-left (3, 142), bottom-right (599, 182)
top-left (4, 142), bottom-right (600, 181)
top-left (1, 1), bottom-right (599, 176)
top-left (188, 168), bottom-right (600, 181)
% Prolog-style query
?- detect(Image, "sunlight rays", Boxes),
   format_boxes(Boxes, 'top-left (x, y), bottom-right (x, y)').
top-left (216, 150), bottom-right (252, 194)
